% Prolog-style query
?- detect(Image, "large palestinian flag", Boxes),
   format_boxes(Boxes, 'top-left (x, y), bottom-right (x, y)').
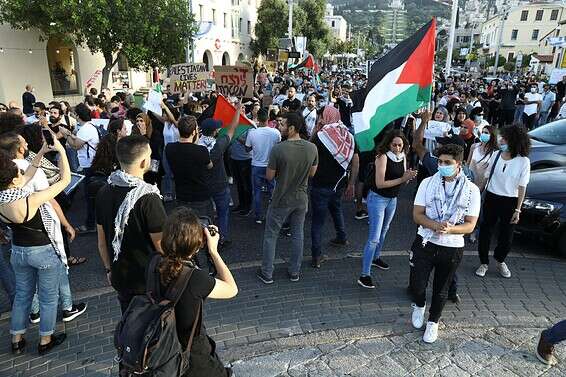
top-left (352, 19), bottom-right (436, 152)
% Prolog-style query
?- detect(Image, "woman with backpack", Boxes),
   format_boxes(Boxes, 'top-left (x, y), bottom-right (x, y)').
top-left (157, 207), bottom-right (238, 376)
top-left (357, 130), bottom-right (417, 289)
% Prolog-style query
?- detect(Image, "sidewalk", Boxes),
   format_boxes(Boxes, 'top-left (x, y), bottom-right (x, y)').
top-left (0, 254), bottom-right (565, 376)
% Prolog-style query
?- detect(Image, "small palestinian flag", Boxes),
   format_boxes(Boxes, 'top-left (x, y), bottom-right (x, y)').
top-left (198, 94), bottom-right (254, 140)
top-left (295, 54), bottom-right (315, 70)
top-left (352, 19), bottom-right (436, 152)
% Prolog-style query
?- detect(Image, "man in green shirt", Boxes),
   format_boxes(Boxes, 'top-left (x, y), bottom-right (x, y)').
top-left (257, 112), bottom-right (318, 284)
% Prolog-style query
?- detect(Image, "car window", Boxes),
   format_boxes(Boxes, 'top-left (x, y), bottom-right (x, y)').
top-left (529, 120), bottom-right (566, 145)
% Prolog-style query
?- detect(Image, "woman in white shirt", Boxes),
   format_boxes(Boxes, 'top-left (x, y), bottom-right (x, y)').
top-left (467, 125), bottom-right (498, 187)
top-left (476, 125), bottom-right (531, 279)
top-left (469, 107), bottom-right (489, 139)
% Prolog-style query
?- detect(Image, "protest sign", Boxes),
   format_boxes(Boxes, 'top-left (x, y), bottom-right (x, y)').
top-left (550, 68), bottom-right (566, 84)
top-left (143, 89), bottom-right (163, 115)
top-left (214, 65), bottom-right (254, 98)
top-left (168, 63), bottom-right (209, 93)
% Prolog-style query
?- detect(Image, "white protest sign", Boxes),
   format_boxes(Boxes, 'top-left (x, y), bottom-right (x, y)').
top-left (549, 68), bottom-right (566, 84)
top-left (143, 89), bottom-right (163, 115)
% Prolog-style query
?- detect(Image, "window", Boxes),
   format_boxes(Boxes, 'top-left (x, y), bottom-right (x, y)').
top-left (239, 17), bottom-right (242, 34)
top-left (47, 38), bottom-right (79, 96)
top-left (551, 9), bottom-right (559, 20)
top-left (212, 9), bottom-right (216, 24)
top-left (521, 10), bottom-right (528, 21)
top-left (535, 10), bottom-right (543, 21)
top-left (247, 20), bottom-right (251, 34)
top-left (199, 5), bottom-right (203, 21)
top-left (511, 29), bottom-right (518, 40)
top-left (532, 29), bottom-right (539, 40)
top-left (224, 13), bottom-right (228, 28)
top-left (332, 20), bottom-right (335, 27)
top-left (508, 52), bottom-right (514, 61)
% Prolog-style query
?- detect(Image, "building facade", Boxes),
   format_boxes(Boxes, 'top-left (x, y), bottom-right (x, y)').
top-left (0, 0), bottom-right (258, 105)
top-left (480, 2), bottom-right (565, 64)
top-left (380, 0), bottom-right (408, 47)
top-left (325, 4), bottom-right (349, 42)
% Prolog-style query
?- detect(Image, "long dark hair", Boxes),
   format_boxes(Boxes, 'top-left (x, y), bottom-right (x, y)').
top-left (376, 130), bottom-right (409, 156)
top-left (500, 124), bottom-right (531, 157)
top-left (158, 208), bottom-right (205, 286)
top-left (478, 125), bottom-right (498, 162)
top-left (90, 119), bottom-right (123, 175)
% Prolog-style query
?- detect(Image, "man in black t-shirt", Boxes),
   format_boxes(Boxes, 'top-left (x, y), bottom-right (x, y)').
top-left (22, 84), bottom-right (36, 116)
top-left (96, 136), bottom-right (167, 313)
top-left (166, 116), bottom-right (213, 217)
top-left (310, 129), bottom-right (358, 268)
top-left (282, 87), bottom-right (302, 112)
top-left (498, 83), bottom-right (518, 128)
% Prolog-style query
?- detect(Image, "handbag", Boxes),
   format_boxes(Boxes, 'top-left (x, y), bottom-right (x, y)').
top-left (482, 151), bottom-right (501, 200)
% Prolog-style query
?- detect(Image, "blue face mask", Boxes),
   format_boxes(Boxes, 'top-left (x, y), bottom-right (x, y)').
top-left (438, 164), bottom-right (457, 177)
top-left (499, 143), bottom-right (509, 152)
top-left (479, 133), bottom-right (490, 143)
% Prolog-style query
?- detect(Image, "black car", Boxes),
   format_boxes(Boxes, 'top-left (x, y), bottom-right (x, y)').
top-left (516, 167), bottom-right (566, 257)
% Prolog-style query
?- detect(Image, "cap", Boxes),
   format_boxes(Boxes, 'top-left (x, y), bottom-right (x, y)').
top-left (200, 118), bottom-right (222, 133)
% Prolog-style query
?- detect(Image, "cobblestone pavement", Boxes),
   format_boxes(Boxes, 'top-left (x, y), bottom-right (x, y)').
top-left (1, 254), bottom-right (565, 376)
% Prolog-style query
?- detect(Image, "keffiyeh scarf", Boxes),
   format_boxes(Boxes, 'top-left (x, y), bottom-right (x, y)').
top-left (317, 122), bottom-right (355, 170)
top-left (198, 136), bottom-right (217, 152)
top-left (109, 170), bottom-right (161, 262)
top-left (420, 171), bottom-right (473, 246)
top-left (0, 186), bottom-right (67, 268)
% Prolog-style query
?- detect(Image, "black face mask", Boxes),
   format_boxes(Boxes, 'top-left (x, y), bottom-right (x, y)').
top-left (49, 116), bottom-right (61, 125)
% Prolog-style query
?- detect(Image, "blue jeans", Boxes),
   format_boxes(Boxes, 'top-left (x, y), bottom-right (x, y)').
top-left (31, 268), bottom-right (73, 314)
top-left (261, 204), bottom-right (308, 279)
top-left (211, 187), bottom-right (231, 241)
top-left (252, 166), bottom-right (274, 220)
top-left (361, 191), bottom-right (397, 276)
top-left (0, 242), bottom-right (15, 306)
top-left (310, 186), bottom-right (346, 258)
top-left (514, 105), bottom-right (524, 123)
top-left (538, 111), bottom-right (550, 127)
top-left (543, 320), bottom-right (566, 345)
top-left (10, 245), bottom-right (63, 336)
top-left (162, 150), bottom-right (174, 198)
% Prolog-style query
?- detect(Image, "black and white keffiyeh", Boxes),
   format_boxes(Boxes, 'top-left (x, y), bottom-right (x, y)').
top-left (0, 186), bottom-right (67, 268)
top-left (109, 170), bottom-right (161, 262)
top-left (420, 171), bottom-right (473, 246)
top-left (198, 135), bottom-right (217, 152)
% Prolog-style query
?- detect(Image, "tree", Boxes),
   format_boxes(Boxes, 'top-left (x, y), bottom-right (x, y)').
top-left (0, 0), bottom-right (196, 90)
top-left (252, 0), bottom-right (290, 56)
top-left (503, 62), bottom-right (516, 72)
top-left (297, 0), bottom-right (332, 58)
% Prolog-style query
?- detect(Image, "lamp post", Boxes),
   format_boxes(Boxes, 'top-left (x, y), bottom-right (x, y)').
top-left (445, 0), bottom-right (459, 77)
top-left (288, 0), bottom-right (293, 40)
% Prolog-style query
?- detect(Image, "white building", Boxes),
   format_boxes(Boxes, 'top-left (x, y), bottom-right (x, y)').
top-left (325, 4), bottom-right (349, 42)
top-left (0, 0), bottom-right (258, 105)
top-left (480, 2), bottom-right (565, 64)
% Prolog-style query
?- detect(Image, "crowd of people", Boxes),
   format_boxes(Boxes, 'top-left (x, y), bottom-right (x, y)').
top-left (0, 65), bottom-right (564, 373)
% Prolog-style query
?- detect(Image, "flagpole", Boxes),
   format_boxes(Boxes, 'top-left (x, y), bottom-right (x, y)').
top-left (445, 0), bottom-right (459, 77)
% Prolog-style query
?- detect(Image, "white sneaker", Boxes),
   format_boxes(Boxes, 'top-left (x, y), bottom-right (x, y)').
top-left (423, 321), bottom-right (439, 343)
top-left (228, 177), bottom-right (234, 185)
top-left (475, 264), bottom-right (488, 277)
top-left (497, 262), bottom-right (511, 278)
top-left (411, 303), bottom-right (426, 329)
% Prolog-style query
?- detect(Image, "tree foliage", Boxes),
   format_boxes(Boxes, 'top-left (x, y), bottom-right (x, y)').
top-left (252, 0), bottom-right (331, 59)
top-left (0, 0), bottom-right (196, 90)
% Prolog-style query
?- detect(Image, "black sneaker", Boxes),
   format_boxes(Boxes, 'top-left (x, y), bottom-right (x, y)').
top-left (62, 303), bottom-right (87, 322)
top-left (355, 210), bottom-right (368, 220)
top-left (38, 333), bottom-right (66, 355)
top-left (371, 258), bottom-right (390, 270)
top-left (288, 272), bottom-right (300, 282)
top-left (357, 275), bottom-right (375, 289)
top-left (29, 312), bottom-right (40, 324)
top-left (257, 269), bottom-right (274, 284)
top-left (330, 238), bottom-right (349, 246)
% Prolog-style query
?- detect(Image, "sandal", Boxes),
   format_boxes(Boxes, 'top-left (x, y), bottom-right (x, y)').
top-left (68, 256), bottom-right (87, 266)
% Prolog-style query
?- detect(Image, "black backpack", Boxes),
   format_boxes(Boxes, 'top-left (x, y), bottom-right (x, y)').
top-left (114, 256), bottom-right (202, 376)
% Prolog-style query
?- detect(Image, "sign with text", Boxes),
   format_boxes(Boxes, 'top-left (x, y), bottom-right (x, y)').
top-left (214, 65), bottom-right (254, 98)
top-left (168, 63), bottom-right (209, 93)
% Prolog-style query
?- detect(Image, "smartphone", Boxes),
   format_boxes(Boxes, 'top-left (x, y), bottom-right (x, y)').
top-left (42, 129), bottom-right (54, 146)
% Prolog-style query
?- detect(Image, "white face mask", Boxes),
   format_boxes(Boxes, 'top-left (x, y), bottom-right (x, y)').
top-left (475, 115), bottom-right (483, 123)
top-left (531, 88), bottom-right (537, 93)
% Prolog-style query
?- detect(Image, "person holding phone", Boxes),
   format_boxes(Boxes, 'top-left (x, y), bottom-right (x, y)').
top-left (357, 130), bottom-right (417, 289)
top-left (0, 131), bottom-right (72, 355)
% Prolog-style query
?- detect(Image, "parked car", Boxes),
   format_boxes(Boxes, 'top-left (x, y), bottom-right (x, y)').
top-left (528, 120), bottom-right (566, 169)
top-left (516, 167), bottom-right (566, 257)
